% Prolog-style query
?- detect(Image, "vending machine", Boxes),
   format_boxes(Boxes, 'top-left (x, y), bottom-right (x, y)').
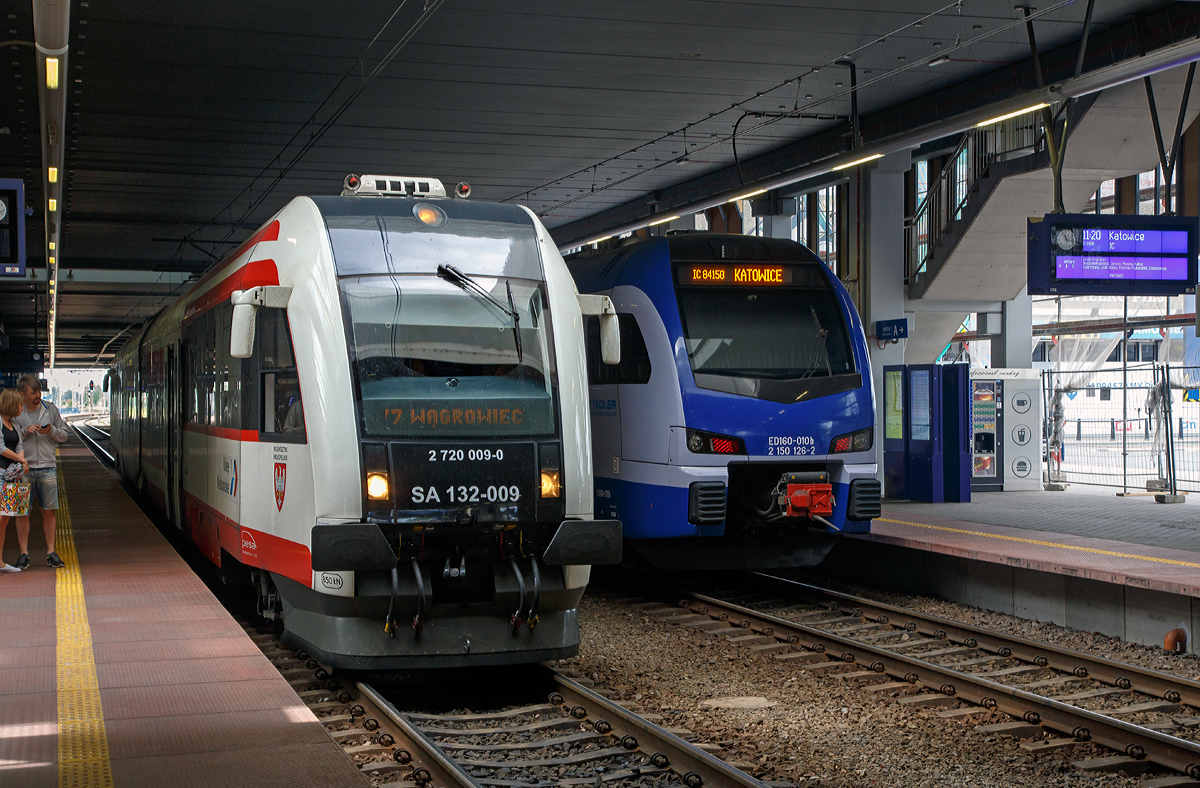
top-left (969, 369), bottom-right (1042, 492)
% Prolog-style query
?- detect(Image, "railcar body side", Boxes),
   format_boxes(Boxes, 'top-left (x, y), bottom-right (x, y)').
top-left (569, 234), bottom-right (881, 569)
top-left (110, 190), bottom-right (615, 668)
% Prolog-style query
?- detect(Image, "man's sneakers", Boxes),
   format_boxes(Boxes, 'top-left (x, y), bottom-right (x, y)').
top-left (1, 553), bottom-right (64, 570)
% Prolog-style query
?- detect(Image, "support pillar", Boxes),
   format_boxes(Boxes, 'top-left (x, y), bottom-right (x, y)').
top-left (990, 286), bottom-right (1033, 369)
top-left (857, 152), bottom-right (910, 479)
top-left (761, 212), bottom-right (794, 239)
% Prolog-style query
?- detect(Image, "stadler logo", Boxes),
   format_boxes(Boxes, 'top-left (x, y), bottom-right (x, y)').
top-left (321, 573), bottom-right (344, 590)
top-left (241, 530), bottom-right (257, 553)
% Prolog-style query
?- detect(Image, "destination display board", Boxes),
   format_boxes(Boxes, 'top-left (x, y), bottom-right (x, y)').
top-left (1028, 214), bottom-right (1196, 296)
top-left (676, 262), bottom-right (825, 287)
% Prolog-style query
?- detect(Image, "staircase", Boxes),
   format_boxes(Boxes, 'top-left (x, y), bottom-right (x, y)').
top-left (905, 99), bottom-right (1096, 302)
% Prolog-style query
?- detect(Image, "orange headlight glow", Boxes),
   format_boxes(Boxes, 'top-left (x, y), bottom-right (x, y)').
top-left (414, 203), bottom-right (446, 227)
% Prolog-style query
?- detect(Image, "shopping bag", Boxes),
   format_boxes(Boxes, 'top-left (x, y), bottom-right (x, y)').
top-left (0, 481), bottom-right (30, 516)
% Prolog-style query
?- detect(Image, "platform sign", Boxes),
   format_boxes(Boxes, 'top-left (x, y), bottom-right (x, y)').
top-left (0, 179), bottom-right (25, 278)
top-left (1027, 213), bottom-right (1196, 296)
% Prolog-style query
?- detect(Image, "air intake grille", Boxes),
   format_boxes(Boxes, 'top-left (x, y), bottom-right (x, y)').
top-left (688, 482), bottom-right (727, 525)
top-left (846, 478), bottom-right (882, 521)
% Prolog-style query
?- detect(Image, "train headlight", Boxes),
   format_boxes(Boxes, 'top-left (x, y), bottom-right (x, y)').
top-left (686, 429), bottom-right (746, 455)
top-left (830, 427), bottom-right (874, 454)
top-left (366, 473), bottom-right (390, 500)
top-left (538, 443), bottom-right (561, 499)
top-left (413, 203), bottom-right (446, 227)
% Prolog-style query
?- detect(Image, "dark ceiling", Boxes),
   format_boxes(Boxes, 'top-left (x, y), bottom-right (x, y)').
top-left (0, 0), bottom-right (1188, 366)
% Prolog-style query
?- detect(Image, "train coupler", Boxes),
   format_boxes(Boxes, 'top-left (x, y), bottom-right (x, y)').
top-left (777, 471), bottom-right (834, 518)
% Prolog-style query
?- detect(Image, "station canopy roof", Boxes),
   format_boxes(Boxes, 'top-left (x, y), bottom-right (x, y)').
top-left (0, 0), bottom-right (1192, 365)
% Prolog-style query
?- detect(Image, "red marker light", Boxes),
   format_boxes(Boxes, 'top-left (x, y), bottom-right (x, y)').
top-left (344, 174), bottom-right (360, 191)
top-left (710, 437), bottom-right (738, 454)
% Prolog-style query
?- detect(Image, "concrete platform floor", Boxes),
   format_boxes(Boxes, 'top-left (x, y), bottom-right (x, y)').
top-left (827, 488), bottom-right (1200, 652)
top-left (0, 437), bottom-right (367, 787)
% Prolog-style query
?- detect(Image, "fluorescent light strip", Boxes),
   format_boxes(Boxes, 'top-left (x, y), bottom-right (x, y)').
top-left (48, 199), bottom-right (57, 212)
top-left (648, 215), bottom-right (680, 226)
top-left (830, 153), bottom-right (884, 172)
top-left (45, 57), bottom-right (58, 89)
top-left (975, 103), bottom-right (1049, 128)
top-left (48, 167), bottom-right (57, 183)
top-left (728, 188), bottom-right (767, 203)
top-left (591, 235), bottom-right (612, 244)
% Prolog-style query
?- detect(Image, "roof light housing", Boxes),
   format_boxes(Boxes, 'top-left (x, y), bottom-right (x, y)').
top-left (341, 174), bottom-right (447, 198)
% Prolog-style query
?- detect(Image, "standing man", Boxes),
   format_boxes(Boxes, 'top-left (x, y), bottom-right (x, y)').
top-left (13, 374), bottom-right (67, 568)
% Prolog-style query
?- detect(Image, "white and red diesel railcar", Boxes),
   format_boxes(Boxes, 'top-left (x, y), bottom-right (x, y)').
top-left (109, 175), bottom-right (621, 668)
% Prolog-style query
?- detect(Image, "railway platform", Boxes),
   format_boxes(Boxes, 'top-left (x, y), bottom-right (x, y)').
top-left (0, 434), bottom-right (366, 787)
top-left (823, 489), bottom-right (1200, 655)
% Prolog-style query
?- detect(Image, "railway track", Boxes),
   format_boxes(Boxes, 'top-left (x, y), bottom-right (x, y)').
top-left (68, 416), bottom-right (115, 463)
top-left (242, 623), bottom-right (770, 788)
top-left (635, 572), bottom-right (1200, 780)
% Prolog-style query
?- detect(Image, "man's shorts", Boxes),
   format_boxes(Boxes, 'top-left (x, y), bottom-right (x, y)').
top-left (26, 468), bottom-right (58, 511)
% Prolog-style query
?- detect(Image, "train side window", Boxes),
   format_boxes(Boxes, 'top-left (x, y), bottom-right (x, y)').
top-left (585, 316), bottom-right (602, 384)
top-left (616, 314), bottom-right (651, 384)
top-left (259, 309), bottom-right (305, 442)
top-left (585, 314), bottom-right (651, 385)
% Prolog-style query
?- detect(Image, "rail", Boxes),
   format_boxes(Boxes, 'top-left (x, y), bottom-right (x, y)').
top-left (250, 617), bottom-right (768, 788)
top-left (656, 579), bottom-right (1200, 778)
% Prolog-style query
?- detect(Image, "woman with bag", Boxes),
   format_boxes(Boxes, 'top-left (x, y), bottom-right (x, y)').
top-left (0, 389), bottom-right (29, 573)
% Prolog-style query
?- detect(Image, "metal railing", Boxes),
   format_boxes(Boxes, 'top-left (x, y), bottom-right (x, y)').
top-left (905, 116), bottom-right (1043, 282)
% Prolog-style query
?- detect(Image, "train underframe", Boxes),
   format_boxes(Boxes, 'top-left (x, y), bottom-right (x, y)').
top-left (625, 460), bottom-right (880, 571)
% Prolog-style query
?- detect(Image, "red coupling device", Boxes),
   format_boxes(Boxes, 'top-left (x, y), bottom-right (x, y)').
top-left (785, 484), bottom-right (834, 517)
top-left (779, 471), bottom-right (833, 518)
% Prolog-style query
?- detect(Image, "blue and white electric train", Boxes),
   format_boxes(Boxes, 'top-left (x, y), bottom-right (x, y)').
top-left (569, 233), bottom-right (881, 569)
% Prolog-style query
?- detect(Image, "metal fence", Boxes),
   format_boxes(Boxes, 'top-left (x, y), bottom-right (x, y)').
top-left (1043, 364), bottom-right (1199, 492)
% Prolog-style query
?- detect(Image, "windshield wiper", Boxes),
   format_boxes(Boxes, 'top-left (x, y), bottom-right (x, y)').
top-left (436, 264), bottom-right (522, 363)
top-left (807, 306), bottom-right (833, 378)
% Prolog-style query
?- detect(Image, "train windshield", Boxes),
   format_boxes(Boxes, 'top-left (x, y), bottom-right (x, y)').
top-left (342, 274), bottom-right (557, 438)
top-left (674, 261), bottom-right (857, 400)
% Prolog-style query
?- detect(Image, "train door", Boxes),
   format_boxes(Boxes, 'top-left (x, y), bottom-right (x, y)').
top-left (585, 316), bottom-right (622, 520)
top-left (167, 342), bottom-right (183, 527)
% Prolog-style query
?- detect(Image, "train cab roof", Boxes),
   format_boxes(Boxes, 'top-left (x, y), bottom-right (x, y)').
top-left (568, 232), bottom-right (826, 292)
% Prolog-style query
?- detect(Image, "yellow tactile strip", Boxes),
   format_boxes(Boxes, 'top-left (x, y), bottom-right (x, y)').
top-left (878, 517), bottom-right (1200, 570)
top-left (54, 464), bottom-right (113, 788)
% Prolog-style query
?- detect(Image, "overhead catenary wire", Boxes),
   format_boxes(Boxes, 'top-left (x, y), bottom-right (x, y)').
top-left (522, 0), bottom-right (1082, 218)
top-left (185, 0), bottom-right (447, 259)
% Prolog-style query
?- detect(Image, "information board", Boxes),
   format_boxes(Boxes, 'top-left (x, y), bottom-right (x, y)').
top-left (909, 369), bottom-right (931, 442)
top-left (0, 179), bottom-right (25, 278)
top-left (1027, 213), bottom-right (1196, 296)
top-left (884, 369), bottom-right (903, 440)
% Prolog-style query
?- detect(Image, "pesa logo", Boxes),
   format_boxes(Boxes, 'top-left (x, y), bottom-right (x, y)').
top-left (321, 573), bottom-right (343, 590)
top-left (241, 530), bottom-right (257, 554)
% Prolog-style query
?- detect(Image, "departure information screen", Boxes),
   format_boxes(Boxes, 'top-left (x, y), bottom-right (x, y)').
top-left (1054, 228), bottom-right (1190, 281)
top-left (1029, 214), bottom-right (1196, 296)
